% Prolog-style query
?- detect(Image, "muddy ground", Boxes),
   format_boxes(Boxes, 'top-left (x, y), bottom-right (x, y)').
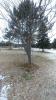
top-left (0, 48), bottom-right (56, 100)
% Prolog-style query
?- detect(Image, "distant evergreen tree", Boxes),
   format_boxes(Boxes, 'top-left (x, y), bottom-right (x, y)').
top-left (37, 21), bottom-right (50, 52)
top-left (52, 39), bottom-right (56, 49)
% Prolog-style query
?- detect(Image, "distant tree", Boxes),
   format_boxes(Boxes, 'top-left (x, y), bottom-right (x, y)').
top-left (4, 29), bottom-right (13, 49)
top-left (52, 39), bottom-right (56, 49)
top-left (37, 21), bottom-right (50, 52)
top-left (0, 41), bottom-right (6, 47)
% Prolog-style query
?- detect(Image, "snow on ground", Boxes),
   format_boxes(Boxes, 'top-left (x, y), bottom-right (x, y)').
top-left (31, 48), bottom-right (56, 60)
top-left (31, 48), bottom-right (56, 53)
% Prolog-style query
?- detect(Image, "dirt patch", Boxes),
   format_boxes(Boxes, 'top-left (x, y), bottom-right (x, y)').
top-left (20, 63), bottom-right (39, 73)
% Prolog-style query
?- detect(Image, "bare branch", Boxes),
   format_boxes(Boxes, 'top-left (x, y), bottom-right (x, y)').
top-left (39, 0), bottom-right (43, 7)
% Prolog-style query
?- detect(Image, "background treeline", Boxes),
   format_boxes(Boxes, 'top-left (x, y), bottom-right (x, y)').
top-left (0, 38), bottom-right (56, 49)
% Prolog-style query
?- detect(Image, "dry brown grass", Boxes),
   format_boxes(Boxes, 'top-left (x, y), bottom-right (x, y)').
top-left (0, 49), bottom-right (40, 73)
top-left (0, 49), bottom-right (53, 73)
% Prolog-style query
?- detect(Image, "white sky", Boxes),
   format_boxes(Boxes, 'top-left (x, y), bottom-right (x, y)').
top-left (0, 0), bottom-right (56, 42)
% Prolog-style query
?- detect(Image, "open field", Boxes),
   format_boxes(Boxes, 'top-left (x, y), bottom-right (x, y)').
top-left (0, 48), bottom-right (56, 100)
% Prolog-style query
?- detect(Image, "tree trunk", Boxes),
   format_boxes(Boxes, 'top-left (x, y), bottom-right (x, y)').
top-left (18, 38), bottom-right (19, 47)
top-left (28, 47), bottom-right (31, 64)
top-left (42, 48), bottom-right (44, 52)
top-left (27, 36), bottom-right (31, 64)
top-left (9, 38), bottom-right (11, 50)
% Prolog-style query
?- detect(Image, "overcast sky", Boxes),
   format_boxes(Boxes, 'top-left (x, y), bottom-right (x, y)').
top-left (0, 0), bottom-right (56, 42)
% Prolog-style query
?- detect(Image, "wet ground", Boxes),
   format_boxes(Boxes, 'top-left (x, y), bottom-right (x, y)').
top-left (0, 49), bottom-right (56, 100)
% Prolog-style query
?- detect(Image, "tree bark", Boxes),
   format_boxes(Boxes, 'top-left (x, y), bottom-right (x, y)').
top-left (28, 46), bottom-right (31, 64)
top-left (27, 36), bottom-right (31, 64)
top-left (9, 38), bottom-right (12, 50)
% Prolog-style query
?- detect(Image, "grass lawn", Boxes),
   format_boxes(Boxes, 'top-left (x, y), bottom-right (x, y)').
top-left (0, 48), bottom-right (56, 100)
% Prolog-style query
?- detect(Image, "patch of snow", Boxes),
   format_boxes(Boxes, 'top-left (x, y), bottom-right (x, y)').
top-left (0, 85), bottom-right (11, 100)
top-left (0, 75), bottom-right (5, 80)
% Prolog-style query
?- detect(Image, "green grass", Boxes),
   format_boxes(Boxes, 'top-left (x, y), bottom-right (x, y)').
top-left (22, 72), bottom-right (32, 80)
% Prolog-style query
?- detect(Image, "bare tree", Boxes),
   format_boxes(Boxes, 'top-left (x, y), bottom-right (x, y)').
top-left (0, 0), bottom-right (56, 64)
